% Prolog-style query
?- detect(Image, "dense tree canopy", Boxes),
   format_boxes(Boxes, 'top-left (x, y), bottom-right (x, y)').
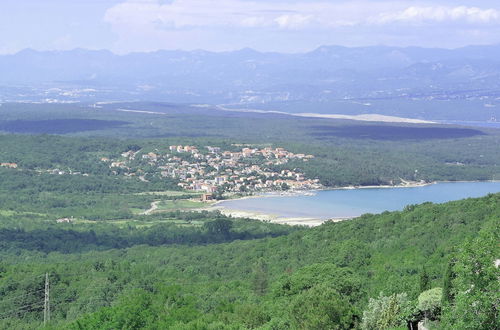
top-left (0, 132), bottom-right (498, 328)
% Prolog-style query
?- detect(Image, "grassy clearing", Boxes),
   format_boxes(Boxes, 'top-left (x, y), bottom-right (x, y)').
top-left (130, 208), bottom-right (145, 215)
top-left (135, 190), bottom-right (201, 197)
top-left (73, 218), bottom-right (202, 228)
top-left (0, 210), bottom-right (16, 216)
top-left (0, 209), bottom-right (48, 217)
top-left (155, 199), bottom-right (205, 211)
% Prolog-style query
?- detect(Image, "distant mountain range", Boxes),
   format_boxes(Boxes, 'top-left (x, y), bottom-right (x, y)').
top-left (2, 45), bottom-right (500, 121)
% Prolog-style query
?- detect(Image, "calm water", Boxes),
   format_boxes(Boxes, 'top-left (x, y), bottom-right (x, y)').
top-left (439, 120), bottom-right (500, 129)
top-left (217, 182), bottom-right (500, 219)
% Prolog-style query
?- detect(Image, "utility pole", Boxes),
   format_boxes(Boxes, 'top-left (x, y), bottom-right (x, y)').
top-left (43, 273), bottom-right (50, 325)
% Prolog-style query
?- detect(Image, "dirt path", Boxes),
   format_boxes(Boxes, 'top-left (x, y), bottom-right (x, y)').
top-left (141, 201), bottom-right (160, 215)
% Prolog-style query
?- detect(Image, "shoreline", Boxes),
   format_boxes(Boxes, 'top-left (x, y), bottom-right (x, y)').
top-left (211, 180), bottom-right (435, 206)
top-left (207, 180), bottom-right (500, 226)
top-left (213, 105), bottom-right (435, 124)
top-left (212, 207), bottom-right (355, 227)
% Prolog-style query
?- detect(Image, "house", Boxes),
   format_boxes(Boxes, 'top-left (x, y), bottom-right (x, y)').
top-left (201, 184), bottom-right (217, 193)
top-left (142, 152), bottom-right (158, 161)
top-left (110, 161), bottom-right (127, 168)
top-left (242, 148), bottom-right (254, 157)
top-left (201, 193), bottom-right (214, 202)
top-left (215, 176), bottom-right (226, 184)
top-left (207, 146), bottom-right (221, 154)
top-left (121, 151), bottom-right (137, 159)
top-left (0, 163), bottom-right (18, 169)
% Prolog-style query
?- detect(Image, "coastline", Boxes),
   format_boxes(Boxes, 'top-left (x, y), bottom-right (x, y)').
top-left (208, 180), bottom-right (433, 226)
top-left (213, 105), bottom-right (435, 124)
top-left (212, 180), bottom-right (435, 206)
top-left (207, 180), bottom-right (500, 226)
top-left (212, 206), bottom-right (355, 227)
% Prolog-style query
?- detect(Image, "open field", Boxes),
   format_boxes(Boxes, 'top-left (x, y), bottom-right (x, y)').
top-left (135, 190), bottom-right (201, 197)
top-left (154, 199), bottom-right (207, 211)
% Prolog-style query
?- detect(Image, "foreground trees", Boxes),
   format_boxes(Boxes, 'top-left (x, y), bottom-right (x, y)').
top-left (441, 220), bottom-right (500, 329)
top-left (1, 191), bottom-right (498, 328)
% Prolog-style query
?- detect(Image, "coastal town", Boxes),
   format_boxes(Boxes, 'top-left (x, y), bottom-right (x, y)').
top-left (103, 144), bottom-right (322, 197)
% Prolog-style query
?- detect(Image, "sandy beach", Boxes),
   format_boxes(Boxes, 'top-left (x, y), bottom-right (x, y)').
top-left (210, 206), bottom-right (353, 227)
top-left (207, 180), bottom-right (435, 226)
top-left (207, 180), bottom-right (500, 226)
top-left (214, 105), bottom-right (435, 124)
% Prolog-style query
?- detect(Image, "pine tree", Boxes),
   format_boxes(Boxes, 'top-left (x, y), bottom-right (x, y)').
top-left (441, 259), bottom-right (455, 305)
top-left (252, 258), bottom-right (269, 295)
top-left (419, 267), bottom-right (430, 293)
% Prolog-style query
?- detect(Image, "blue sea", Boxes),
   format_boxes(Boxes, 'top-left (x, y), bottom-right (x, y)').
top-left (217, 181), bottom-right (500, 219)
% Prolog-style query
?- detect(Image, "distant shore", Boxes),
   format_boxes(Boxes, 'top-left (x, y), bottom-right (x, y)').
top-left (213, 105), bottom-right (435, 124)
top-left (213, 179), bottom-right (434, 205)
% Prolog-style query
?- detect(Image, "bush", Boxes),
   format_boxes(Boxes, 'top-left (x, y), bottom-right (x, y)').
top-left (290, 285), bottom-right (356, 329)
top-left (417, 288), bottom-right (442, 320)
top-left (361, 293), bottom-right (414, 330)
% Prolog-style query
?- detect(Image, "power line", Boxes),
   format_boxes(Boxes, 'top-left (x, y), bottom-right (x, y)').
top-left (0, 273), bottom-right (145, 324)
top-left (0, 272), bottom-right (115, 322)
top-left (51, 296), bottom-right (108, 308)
top-left (0, 302), bottom-right (44, 316)
top-left (0, 288), bottom-right (44, 304)
top-left (0, 274), bottom-right (45, 289)
top-left (0, 302), bottom-right (44, 320)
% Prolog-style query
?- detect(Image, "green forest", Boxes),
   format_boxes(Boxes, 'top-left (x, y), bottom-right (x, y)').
top-left (0, 104), bottom-right (499, 329)
top-left (1, 190), bottom-right (498, 329)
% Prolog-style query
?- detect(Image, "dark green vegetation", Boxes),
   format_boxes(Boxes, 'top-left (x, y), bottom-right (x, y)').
top-left (0, 119), bottom-right (129, 134)
top-left (0, 103), bottom-right (499, 328)
top-left (0, 135), bottom-right (179, 221)
top-left (1, 102), bottom-right (500, 187)
top-left (310, 125), bottom-right (485, 140)
top-left (0, 190), bottom-right (498, 328)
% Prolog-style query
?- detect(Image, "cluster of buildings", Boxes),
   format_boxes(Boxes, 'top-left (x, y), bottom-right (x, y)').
top-left (0, 163), bottom-right (18, 169)
top-left (103, 145), bottom-right (321, 195)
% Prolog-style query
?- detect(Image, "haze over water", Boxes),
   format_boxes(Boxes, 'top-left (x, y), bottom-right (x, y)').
top-left (217, 181), bottom-right (500, 219)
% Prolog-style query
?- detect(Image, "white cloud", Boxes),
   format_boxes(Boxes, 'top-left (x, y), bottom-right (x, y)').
top-left (240, 16), bottom-right (271, 28)
top-left (373, 6), bottom-right (500, 25)
top-left (105, 1), bottom-right (500, 33)
top-left (274, 14), bottom-right (315, 29)
top-left (104, 0), bottom-right (388, 31)
top-left (102, 0), bottom-right (500, 52)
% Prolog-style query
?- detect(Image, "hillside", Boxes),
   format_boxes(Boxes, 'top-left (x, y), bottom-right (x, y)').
top-left (0, 192), bottom-right (498, 329)
top-left (1, 104), bottom-right (500, 189)
top-left (0, 109), bottom-right (498, 329)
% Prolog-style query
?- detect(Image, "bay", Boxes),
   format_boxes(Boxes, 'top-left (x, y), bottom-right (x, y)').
top-left (216, 181), bottom-right (500, 220)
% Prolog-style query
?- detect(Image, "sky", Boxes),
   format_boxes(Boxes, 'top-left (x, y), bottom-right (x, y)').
top-left (2, 0), bottom-right (500, 54)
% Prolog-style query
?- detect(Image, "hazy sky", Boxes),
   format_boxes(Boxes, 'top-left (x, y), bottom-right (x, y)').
top-left (3, 0), bottom-right (500, 54)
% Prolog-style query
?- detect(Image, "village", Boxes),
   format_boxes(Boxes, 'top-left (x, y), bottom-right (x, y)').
top-left (1, 144), bottom-right (322, 200)
top-left (103, 144), bottom-right (322, 198)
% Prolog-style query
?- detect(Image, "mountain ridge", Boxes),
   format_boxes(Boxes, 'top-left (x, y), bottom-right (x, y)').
top-left (2, 45), bottom-right (500, 121)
